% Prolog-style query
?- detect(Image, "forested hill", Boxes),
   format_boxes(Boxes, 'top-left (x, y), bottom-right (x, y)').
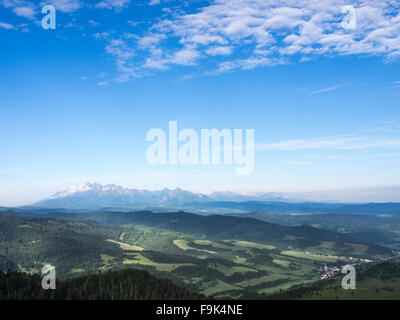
top-left (0, 268), bottom-right (206, 300)
top-left (48, 210), bottom-right (394, 252)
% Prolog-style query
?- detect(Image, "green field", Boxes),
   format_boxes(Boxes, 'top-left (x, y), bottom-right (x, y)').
top-left (107, 239), bottom-right (145, 251)
top-left (173, 239), bottom-right (217, 254)
top-left (227, 240), bottom-right (276, 250)
top-left (0, 210), bottom-right (396, 299)
top-left (281, 250), bottom-right (340, 262)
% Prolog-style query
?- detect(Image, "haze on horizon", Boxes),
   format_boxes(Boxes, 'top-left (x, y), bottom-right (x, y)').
top-left (1, 182), bottom-right (400, 207)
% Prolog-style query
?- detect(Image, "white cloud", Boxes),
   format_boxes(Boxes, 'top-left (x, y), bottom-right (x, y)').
top-left (97, 0), bottom-right (400, 80)
top-left (105, 39), bottom-right (138, 82)
top-left (127, 20), bottom-right (140, 27)
top-left (212, 56), bottom-right (285, 74)
top-left (93, 31), bottom-right (114, 40)
top-left (95, 0), bottom-right (130, 10)
top-left (149, 0), bottom-right (160, 5)
top-left (0, 21), bottom-right (15, 29)
top-left (206, 46), bottom-right (233, 56)
top-left (45, 0), bottom-right (82, 12)
top-left (13, 6), bottom-right (35, 19)
top-left (310, 83), bottom-right (347, 95)
top-left (257, 134), bottom-right (400, 151)
top-left (137, 33), bottom-right (165, 49)
top-left (169, 46), bottom-right (200, 66)
top-left (1, 0), bottom-right (24, 8)
top-left (105, 39), bottom-right (134, 61)
top-left (1, 0), bottom-right (79, 22)
top-left (88, 20), bottom-right (100, 27)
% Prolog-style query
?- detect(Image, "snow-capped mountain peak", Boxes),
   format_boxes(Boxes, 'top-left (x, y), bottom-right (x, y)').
top-left (33, 183), bottom-right (290, 210)
top-left (47, 183), bottom-right (128, 200)
top-left (35, 183), bottom-right (212, 209)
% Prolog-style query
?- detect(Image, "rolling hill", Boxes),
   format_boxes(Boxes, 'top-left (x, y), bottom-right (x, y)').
top-left (229, 212), bottom-right (400, 246)
top-left (45, 210), bottom-right (393, 254)
top-left (1, 209), bottom-right (396, 298)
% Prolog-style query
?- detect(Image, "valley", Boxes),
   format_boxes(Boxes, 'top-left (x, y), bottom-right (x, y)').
top-left (0, 208), bottom-right (398, 299)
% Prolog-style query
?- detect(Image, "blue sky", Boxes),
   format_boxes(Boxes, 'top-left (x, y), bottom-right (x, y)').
top-left (1, 0), bottom-right (400, 205)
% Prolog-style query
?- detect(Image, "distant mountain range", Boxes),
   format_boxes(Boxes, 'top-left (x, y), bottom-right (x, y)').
top-left (24, 183), bottom-right (400, 217)
top-left (32, 183), bottom-right (210, 209)
top-left (192, 201), bottom-right (400, 217)
top-left (30, 183), bottom-right (290, 210)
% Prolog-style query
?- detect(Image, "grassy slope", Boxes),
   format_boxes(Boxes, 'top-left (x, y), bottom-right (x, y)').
top-left (268, 260), bottom-right (400, 300)
top-left (46, 210), bottom-right (393, 255)
top-left (0, 210), bottom-right (396, 299)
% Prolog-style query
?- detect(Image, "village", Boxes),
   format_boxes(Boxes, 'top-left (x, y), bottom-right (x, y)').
top-left (320, 251), bottom-right (400, 280)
